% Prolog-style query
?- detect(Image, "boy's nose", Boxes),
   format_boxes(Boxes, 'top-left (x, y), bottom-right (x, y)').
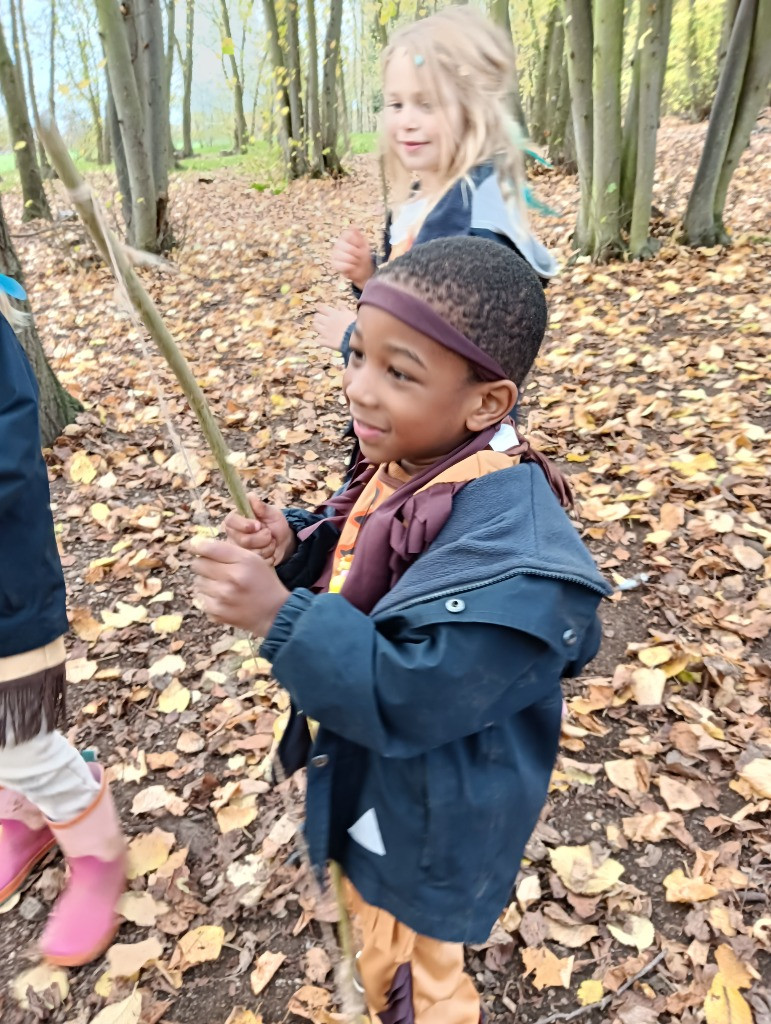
top-left (344, 368), bottom-right (379, 409)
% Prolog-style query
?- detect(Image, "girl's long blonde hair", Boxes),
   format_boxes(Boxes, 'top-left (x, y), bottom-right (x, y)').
top-left (0, 289), bottom-right (27, 330)
top-left (381, 7), bottom-right (528, 219)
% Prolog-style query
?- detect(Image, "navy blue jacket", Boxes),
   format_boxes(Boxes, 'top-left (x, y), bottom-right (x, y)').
top-left (262, 464), bottom-right (610, 943)
top-left (0, 316), bottom-right (68, 658)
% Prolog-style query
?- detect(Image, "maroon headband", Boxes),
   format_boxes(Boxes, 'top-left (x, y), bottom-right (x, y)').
top-left (358, 278), bottom-right (509, 382)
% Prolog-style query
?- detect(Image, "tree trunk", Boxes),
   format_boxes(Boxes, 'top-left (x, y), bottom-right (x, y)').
top-left (17, 0), bottom-right (51, 175)
top-left (589, 0), bottom-right (623, 260)
top-left (0, 18), bottom-right (50, 221)
top-left (544, 10), bottom-right (565, 146)
top-left (305, 0), bottom-right (323, 176)
top-left (490, 0), bottom-right (528, 132)
top-left (563, 0), bottom-right (593, 251)
top-left (49, 0), bottom-right (55, 120)
top-left (620, 0), bottom-right (643, 228)
top-left (712, 0), bottom-right (771, 237)
top-left (136, 0), bottom-right (170, 242)
top-left (96, 0), bottom-right (158, 251)
top-left (373, 1), bottom-right (388, 48)
top-left (165, 0), bottom-right (176, 161)
top-left (682, 0), bottom-right (757, 246)
top-left (338, 60), bottom-right (350, 155)
top-left (181, 0), bottom-right (194, 157)
top-left (547, 55), bottom-right (572, 166)
top-left (629, 0), bottom-right (673, 257)
top-left (284, 0), bottom-right (307, 174)
top-left (219, 0), bottom-right (247, 153)
top-left (0, 195), bottom-right (80, 444)
top-left (262, 0), bottom-right (293, 174)
top-left (531, 3), bottom-right (558, 144)
top-left (716, 0), bottom-right (741, 78)
top-left (320, 0), bottom-right (344, 175)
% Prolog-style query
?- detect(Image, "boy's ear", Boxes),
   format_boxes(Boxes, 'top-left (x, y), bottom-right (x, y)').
top-left (465, 380), bottom-right (519, 432)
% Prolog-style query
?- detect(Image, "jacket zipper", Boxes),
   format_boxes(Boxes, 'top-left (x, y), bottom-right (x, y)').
top-left (379, 566), bottom-right (611, 616)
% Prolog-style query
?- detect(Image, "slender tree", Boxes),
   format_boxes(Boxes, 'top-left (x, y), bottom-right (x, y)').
top-left (219, 0), bottom-right (248, 153)
top-left (0, 196), bottom-right (80, 443)
top-left (320, 0), bottom-right (344, 175)
top-left (0, 17), bottom-right (50, 220)
top-left (683, 0), bottom-right (771, 245)
top-left (263, 0), bottom-right (294, 173)
top-left (17, 0), bottom-right (50, 174)
top-left (563, 0), bottom-right (593, 250)
top-left (628, 0), bottom-right (673, 257)
top-left (284, 0), bottom-right (307, 174)
top-left (96, 0), bottom-right (169, 251)
top-left (305, 0), bottom-right (324, 175)
top-left (181, 0), bottom-right (195, 157)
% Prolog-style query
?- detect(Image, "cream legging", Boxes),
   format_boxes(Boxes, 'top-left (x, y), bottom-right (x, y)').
top-left (0, 729), bottom-right (100, 823)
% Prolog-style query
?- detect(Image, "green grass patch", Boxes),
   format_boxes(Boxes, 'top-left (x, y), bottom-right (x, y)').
top-left (348, 132), bottom-right (378, 155)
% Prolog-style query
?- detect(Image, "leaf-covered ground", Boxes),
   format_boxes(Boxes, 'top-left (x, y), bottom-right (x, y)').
top-left (0, 116), bottom-right (769, 1024)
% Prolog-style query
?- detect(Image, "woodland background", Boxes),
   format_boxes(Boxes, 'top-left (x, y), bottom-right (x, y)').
top-left (0, 1), bottom-right (769, 1024)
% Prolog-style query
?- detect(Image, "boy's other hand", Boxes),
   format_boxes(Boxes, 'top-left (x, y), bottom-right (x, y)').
top-left (223, 493), bottom-right (297, 565)
top-left (331, 227), bottom-right (375, 289)
top-left (191, 537), bottom-right (290, 637)
top-left (313, 305), bottom-right (355, 351)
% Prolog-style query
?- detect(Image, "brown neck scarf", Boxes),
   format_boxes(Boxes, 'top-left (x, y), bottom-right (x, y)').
top-left (300, 422), bottom-right (571, 615)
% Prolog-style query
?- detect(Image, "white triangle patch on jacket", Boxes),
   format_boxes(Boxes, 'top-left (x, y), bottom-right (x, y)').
top-left (347, 808), bottom-right (386, 857)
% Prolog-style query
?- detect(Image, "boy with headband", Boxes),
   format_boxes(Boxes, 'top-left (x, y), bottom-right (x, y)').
top-left (192, 238), bottom-right (610, 1023)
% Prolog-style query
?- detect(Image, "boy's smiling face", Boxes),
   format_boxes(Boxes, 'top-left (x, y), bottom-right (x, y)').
top-left (344, 304), bottom-right (516, 476)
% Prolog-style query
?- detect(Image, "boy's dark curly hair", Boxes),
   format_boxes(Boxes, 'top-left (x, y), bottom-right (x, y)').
top-left (377, 236), bottom-right (547, 386)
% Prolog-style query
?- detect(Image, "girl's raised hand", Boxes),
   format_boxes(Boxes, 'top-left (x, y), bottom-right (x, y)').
top-left (191, 537), bottom-right (290, 637)
top-left (313, 305), bottom-right (355, 351)
top-left (331, 227), bottom-right (375, 289)
top-left (223, 492), bottom-right (297, 566)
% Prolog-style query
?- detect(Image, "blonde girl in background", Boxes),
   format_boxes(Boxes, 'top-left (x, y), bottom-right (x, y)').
top-left (314, 5), bottom-right (557, 355)
top-left (0, 277), bottom-right (126, 966)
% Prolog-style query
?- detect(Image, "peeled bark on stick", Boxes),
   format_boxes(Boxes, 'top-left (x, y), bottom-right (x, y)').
top-left (38, 117), bottom-right (252, 517)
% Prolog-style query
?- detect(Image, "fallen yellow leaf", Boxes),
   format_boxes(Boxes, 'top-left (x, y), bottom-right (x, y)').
top-left (577, 978), bottom-right (604, 1005)
top-left (158, 679), bottom-right (191, 714)
top-left (703, 972), bottom-right (753, 1024)
top-left (663, 868), bottom-right (718, 903)
top-left (12, 963), bottom-right (69, 1009)
top-left (151, 613), bottom-right (183, 634)
top-left (126, 827), bottom-right (176, 879)
top-left (737, 758), bottom-right (771, 799)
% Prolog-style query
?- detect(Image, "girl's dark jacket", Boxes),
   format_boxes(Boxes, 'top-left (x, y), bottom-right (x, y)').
top-left (262, 463), bottom-right (611, 944)
top-left (0, 315), bottom-right (68, 659)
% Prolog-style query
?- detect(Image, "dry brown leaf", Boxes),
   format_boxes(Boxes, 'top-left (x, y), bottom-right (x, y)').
top-left (250, 951), bottom-right (285, 996)
top-left (657, 775), bottom-right (702, 811)
top-left (305, 946), bottom-right (332, 983)
top-left (12, 964), bottom-right (69, 1009)
top-left (126, 828), bottom-right (176, 879)
top-left (663, 868), bottom-right (718, 903)
top-left (106, 936), bottom-right (164, 978)
top-left (521, 946), bottom-right (574, 990)
top-left (172, 925), bottom-right (225, 970)
top-left (550, 844), bottom-right (624, 895)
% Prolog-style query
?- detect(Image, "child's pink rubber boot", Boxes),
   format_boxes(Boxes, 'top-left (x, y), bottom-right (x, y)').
top-left (40, 764), bottom-right (126, 967)
top-left (0, 788), bottom-right (56, 904)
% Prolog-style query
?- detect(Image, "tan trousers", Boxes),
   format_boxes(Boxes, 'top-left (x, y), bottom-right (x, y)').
top-left (347, 882), bottom-right (480, 1024)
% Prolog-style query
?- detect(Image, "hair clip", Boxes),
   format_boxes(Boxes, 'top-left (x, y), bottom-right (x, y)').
top-left (414, 54), bottom-right (425, 67)
top-left (0, 273), bottom-right (26, 300)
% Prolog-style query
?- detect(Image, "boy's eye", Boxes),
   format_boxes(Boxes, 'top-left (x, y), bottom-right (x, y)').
top-left (387, 101), bottom-right (402, 111)
top-left (348, 346), bottom-right (364, 363)
top-left (420, 101), bottom-right (432, 112)
top-left (389, 366), bottom-right (414, 383)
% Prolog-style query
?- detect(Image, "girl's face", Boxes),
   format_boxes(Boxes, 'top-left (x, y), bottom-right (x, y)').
top-left (383, 49), bottom-right (462, 190)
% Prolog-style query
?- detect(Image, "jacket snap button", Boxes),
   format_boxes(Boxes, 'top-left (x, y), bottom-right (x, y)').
top-left (562, 628), bottom-right (578, 646)
top-left (311, 754), bottom-right (329, 768)
top-left (445, 598), bottom-right (465, 613)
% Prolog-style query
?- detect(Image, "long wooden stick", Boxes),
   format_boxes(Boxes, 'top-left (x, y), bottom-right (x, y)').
top-left (37, 117), bottom-right (253, 519)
